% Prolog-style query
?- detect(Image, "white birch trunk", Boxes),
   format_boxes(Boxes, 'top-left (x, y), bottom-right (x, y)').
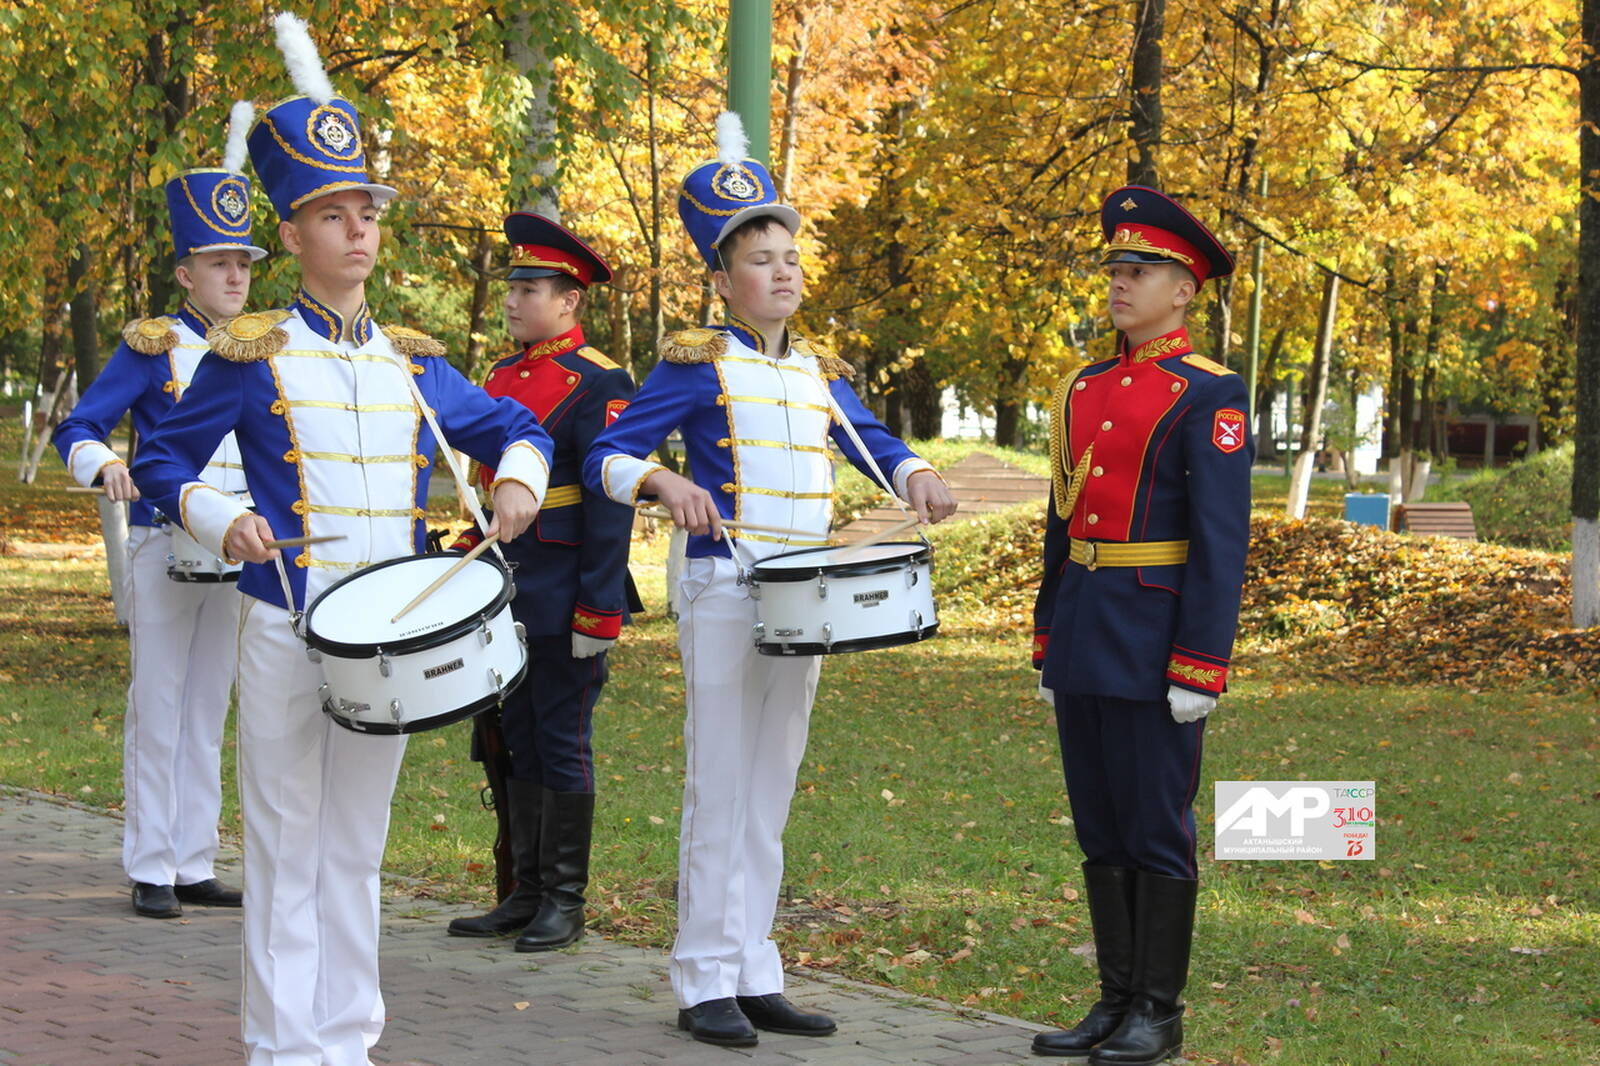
top-left (1574, 518), bottom-right (1599, 628)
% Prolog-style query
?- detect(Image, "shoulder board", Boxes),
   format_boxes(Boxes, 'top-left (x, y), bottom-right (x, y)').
top-left (659, 328), bottom-right (727, 365)
top-left (792, 336), bottom-right (855, 380)
top-left (1181, 353), bottom-right (1235, 376)
top-left (207, 309), bottom-right (293, 363)
top-left (571, 345), bottom-right (620, 371)
top-left (384, 325), bottom-right (446, 359)
top-left (122, 316), bottom-right (178, 356)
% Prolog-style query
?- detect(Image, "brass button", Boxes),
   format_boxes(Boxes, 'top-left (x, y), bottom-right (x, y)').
top-left (1074, 380), bottom-right (1087, 391)
top-left (1120, 375), bottom-right (1133, 386)
top-left (567, 375), bottom-right (577, 384)
top-left (520, 370), bottom-right (530, 378)
top-left (1092, 466), bottom-right (1104, 477)
top-left (1101, 420), bottom-right (1113, 431)
top-left (1171, 382), bottom-right (1182, 393)
top-left (1087, 513), bottom-right (1100, 525)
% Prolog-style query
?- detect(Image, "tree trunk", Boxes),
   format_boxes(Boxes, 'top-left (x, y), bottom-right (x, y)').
top-left (1127, 0), bottom-right (1166, 186)
top-left (1209, 273), bottom-right (1234, 367)
top-left (507, 9), bottom-right (559, 217)
top-left (1286, 271), bottom-right (1338, 518)
top-left (608, 264), bottom-right (634, 376)
top-left (68, 242), bottom-right (100, 387)
top-left (463, 229), bottom-right (495, 381)
top-left (1575, 0), bottom-right (1600, 626)
top-left (905, 357), bottom-right (942, 439)
top-left (143, 23), bottom-right (191, 316)
top-left (775, 17), bottom-right (808, 201)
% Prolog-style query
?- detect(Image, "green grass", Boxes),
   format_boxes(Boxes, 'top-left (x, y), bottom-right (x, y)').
top-left (3, 431), bottom-right (1597, 1064)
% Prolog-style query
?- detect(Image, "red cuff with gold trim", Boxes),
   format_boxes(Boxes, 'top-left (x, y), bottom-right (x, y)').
top-left (572, 604), bottom-right (622, 640)
top-left (1032, 629), bottom-right (1049, 668)
top-left (449, 529), bottom-right (483, 553)
top-left (1166, 649), bottom-right (1228, 694)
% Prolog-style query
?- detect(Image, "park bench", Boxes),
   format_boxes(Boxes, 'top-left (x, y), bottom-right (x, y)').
top-left (1393, 501), bottom-right (1477, 541)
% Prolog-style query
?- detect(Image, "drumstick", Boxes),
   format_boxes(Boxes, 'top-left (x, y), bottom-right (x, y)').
top-left (261, 534), bottom-right (348, 550)
top-left (834, 514), bottom-right (922, 560)
top-left (390, 533), bottom-right (500, 623)
top-left (63, 485), bottom-right (110, 494)
top-left (635, 506), bottom-right (816, 540)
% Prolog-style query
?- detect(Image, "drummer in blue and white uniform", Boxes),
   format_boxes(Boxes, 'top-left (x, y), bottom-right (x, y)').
top-left (583, 112), bottom-right (956, 1049)
top-left (131, 16), bottom-right (552, 1066)
top-left (53, 103), bottom-right (265, 921)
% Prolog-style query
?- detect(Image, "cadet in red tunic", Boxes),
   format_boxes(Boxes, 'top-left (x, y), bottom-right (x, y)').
top-left (1031, 187), bottom-right (1252, 1064)
top-left (446, 213), bottom-right (636, 952)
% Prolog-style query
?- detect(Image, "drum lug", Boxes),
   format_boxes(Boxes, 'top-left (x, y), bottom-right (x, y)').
top-left (821, 622), bottom-right (833, 650)
top-left (513, 620), bottom-right (527, 646)
top-left (816, 576), bottom-right (828, 601)
top-left (306, 646), bottom-right (322, 664)
top-left (910, 609), bottom-right (924, 634)
top-left (490, 667), bottom-right (507, 699)
top-left (478, 614), bottom-right (493, 647)
top-left (751, 621), bottom-right (765, 646)
top-left (905, 565), bottom-right (919, 588)
top-left (317, 682), bottom-right (331, 705)
top-left (389, 699), bottom-right (404, 725)
top-left (378, 650), bottom-right (392, 679)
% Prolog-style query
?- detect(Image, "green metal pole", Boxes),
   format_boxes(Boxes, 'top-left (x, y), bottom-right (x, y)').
top-left (728, 0), bottom-right (772, 165)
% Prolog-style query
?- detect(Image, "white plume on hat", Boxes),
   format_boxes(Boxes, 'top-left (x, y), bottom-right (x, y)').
top-left (716, 111), bottom-right (748, 167)
top-left (222, 100), bottom-right (255, 173)
top-left (273, 11), bottom-right (335, 105)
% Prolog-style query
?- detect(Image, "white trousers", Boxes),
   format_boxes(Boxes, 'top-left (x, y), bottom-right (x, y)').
top-left (122, 524), bottom-right (239, 886)
top-left (671, 556), bottom-right (821, 1008)
top-left (237, 597), bottom-right (406, 1066)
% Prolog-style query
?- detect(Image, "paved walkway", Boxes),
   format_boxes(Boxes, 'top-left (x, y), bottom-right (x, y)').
top-left (839, 453), bottom-right (1047, 536)
top-left (0, 788), bottom-right (1048, 1066)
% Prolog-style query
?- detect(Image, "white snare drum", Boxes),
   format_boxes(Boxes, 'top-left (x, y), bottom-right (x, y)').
top-left (302, 553), bottom-right (528, 735)
top-left (748, 541), bottom-right (937, 656)
top-left (167, 526), bottom-right (241, 583)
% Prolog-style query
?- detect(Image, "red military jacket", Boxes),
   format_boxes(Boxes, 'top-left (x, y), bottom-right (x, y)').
top-left (1033, 326), bottom-right (1253, 699)
top-left (463, 325), bottom-right (637, 640)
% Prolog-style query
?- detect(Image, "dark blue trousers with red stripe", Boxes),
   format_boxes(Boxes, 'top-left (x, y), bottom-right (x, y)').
top-left (500, 634), bottom-right (608, 792)
top-left (1053, 693), bottom-right (1206, 878)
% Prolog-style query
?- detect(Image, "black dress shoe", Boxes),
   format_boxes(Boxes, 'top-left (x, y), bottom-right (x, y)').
top-left (132, 883), bottom-right (181, 919)
top-left (174, 878), bottom-right (242, 907)
top-left (735, 993), bottom-right (838, 1036)
top-left (676, 997), bottom-right (759, 1047)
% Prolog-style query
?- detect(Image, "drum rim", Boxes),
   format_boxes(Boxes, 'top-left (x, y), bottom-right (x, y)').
top-left (321, 654), bottom-right (530, 735)
top-left (749, 541), bottom-right (931, 583)
top-left (755, 622), bottom-right (940, 656)
top-left (303, 551), bottom-right (515, 658)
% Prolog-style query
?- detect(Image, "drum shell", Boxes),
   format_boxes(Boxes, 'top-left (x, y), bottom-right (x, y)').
top-left (749, 542), bottom-right (938, 656)
top-left (167, 526), bottom-right (241, 583)
top-left (303, 554), bottom-right (528, 735)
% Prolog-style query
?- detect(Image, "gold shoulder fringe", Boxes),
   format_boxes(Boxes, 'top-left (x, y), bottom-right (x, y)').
top-left (385, 325), bottom-right (446, 358)
top-left (1181, 353), bottom-right (1235, 377)
top-left (208, 310), bottom-right (292, 363)
top-left (792, 336), bottom-right (855, 380)
top-left (659, 327), bottom-right (727, 365)
top-left (122, 317), bottom-right (178, 356)
top-left (573, 345), bottom-right (621, 371)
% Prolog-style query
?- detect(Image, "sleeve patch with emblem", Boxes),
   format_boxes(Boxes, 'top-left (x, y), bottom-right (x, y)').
top-left (605, 398), bottom-right (628, 426)
top-left (1212, 408), bottom-right (1246, 453)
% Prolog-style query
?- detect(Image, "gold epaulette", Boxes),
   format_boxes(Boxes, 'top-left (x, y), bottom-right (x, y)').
top-left (122, 317), bottom-right (178, 356)
top-left (659, 327), bottom-right (727, 365)
top-left (572, 345), bottom-right (620, 371)
top-left (1181, 353), bottom-right (1234, 376)
top-left (208, 310), bottom-right (293, 363)
top-left (792, 335), bottom-right (854, 380)
top-left (384, 325), bottom-right (446, 358)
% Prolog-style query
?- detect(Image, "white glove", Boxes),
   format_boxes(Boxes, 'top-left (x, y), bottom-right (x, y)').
top-left (1167, 684), bottom-right (1216, 723)
top-left (572, 633), bottom-right (614, 659)
top-left (1037, 676), bottom-right (1055, 704)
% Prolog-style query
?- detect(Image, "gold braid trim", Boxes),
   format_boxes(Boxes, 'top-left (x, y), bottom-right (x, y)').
top-left (659, 327), bottom-right (727, 365)
top-left (122, 317), bottom-right (178, 356)
top-left (792, 335), bottom-right (855, 380)
top-left (385, 325), bottom-right (446, 358)
top-left (1049, 366), bottom-right (1099, 518)
top-left (207, 310), bottom-right (292, 363)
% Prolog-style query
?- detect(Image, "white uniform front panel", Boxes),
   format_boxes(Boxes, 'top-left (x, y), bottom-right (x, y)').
top-left (168, 321), bottom-right (248, 495)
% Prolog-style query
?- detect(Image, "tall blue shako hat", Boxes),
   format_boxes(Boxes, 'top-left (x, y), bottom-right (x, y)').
top-left (164, 101), bottom-right (270, 262)
top-left (246, 12), bottom-right (397, 220)
top-left (677, 112), bottom-right (800, 271)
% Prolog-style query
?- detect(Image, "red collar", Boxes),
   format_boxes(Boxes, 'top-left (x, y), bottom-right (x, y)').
top-left (520, 325), bottom-right (585, 363)
top-left (1121, 327), bottom-right (1192, 365)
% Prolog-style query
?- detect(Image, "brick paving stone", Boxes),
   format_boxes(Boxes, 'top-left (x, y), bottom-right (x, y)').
top-left (1, 787), bottom-right (1051, 1065)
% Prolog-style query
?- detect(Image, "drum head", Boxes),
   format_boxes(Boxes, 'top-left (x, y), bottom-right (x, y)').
top-left (751, 542), bottom-right (929, 582)
top-left (304, 553), bottom-right (513, 658)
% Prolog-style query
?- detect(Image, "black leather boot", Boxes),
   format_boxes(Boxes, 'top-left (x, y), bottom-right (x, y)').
top-left (448, 779), bottom-right (543, 937)
top-left (514, 789), bottom-right (595, 952)
top-left (1033, 864), bottom-right (1136, 1058)
top-left (1089, 871), bottom-right (1197, 1066)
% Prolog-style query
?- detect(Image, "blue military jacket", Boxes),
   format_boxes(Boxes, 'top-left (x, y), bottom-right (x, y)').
top-left (458, 326), bottom-right (637, 639)
top-left (1033, 326), bottom-right (1254, 700)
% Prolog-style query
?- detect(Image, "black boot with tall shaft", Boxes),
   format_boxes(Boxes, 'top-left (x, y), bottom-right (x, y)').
top-left (1033, 864), bottom-right (1137, 1059)
top-left (447, 779), bottom-right (544, 937)
top-left (1088, 871), bottom-right (1197, 1066)
top-left (515, 789), bottom-right (595, 952)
